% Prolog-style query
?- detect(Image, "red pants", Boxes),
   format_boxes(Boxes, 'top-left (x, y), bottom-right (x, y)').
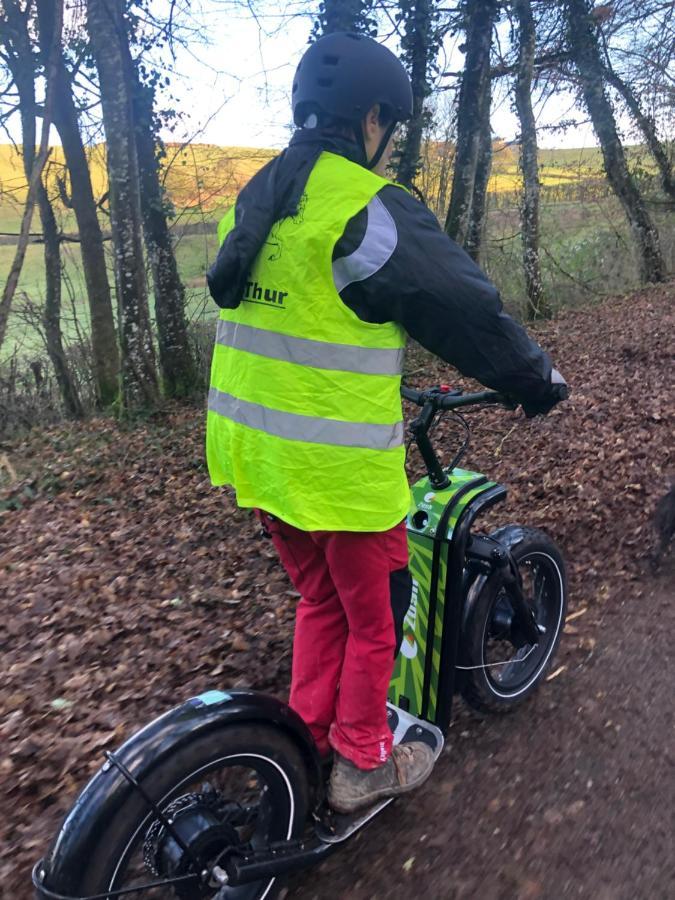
top-left (260, 512), bottom-right (410, 769)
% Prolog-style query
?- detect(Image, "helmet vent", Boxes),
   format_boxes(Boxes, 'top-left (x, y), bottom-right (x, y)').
top-left (323, 54), bottom-right (339, 65)
top-left (318, 77), bottom-right (333, 88)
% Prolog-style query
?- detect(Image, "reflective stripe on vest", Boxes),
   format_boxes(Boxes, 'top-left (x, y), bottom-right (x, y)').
top-left (209, 387), bottom-right (404, 451)
top-left (215, 320), bottom-right (404, 377)
top-left (332, 194), bottom-right (398, 292)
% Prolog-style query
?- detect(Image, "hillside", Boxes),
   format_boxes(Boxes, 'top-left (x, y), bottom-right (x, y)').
top-left (0, 140), bottom-right (630, 232)
top-left (0, 142), bottom-right (278, 230)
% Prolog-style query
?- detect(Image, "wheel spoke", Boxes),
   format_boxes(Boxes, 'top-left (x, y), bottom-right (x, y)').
top-left (533, 564), bottom-right (546, 612)
top-left (492, 644), bottom-right (533, 683)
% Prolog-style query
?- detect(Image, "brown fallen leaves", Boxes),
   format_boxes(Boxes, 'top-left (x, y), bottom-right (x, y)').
top-left (0, 282), bottom-right (673, 894)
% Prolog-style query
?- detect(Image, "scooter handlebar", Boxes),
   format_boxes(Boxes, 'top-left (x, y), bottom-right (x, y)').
top-left (401, 385), bottom-right (515, 411)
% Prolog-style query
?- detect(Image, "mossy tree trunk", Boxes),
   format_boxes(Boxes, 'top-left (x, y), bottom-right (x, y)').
top-left (601, 63), bottom-right (675, 202)
top-left (37, 0), bottom-right (120, 407)
top-left (0, 0), bottom-right (62, 352)
top-left (464, 110), bottom-right (492, 262)
top-left (565, 0), bottom-right (665, 284)
top-left (86, 0), bottom-right (159, 412)
top-left (0, 0), bottom-right (81, 416)
top-left (121, 51), bottom-right (198, 399)
top-left (314, 0), bottom-right (376, 35)
top-left (513, 0), bottom-right (548, 319)
top-left (444, 0), bottom-right (498, 253)
top-left (39, 182), bottom-right (85, 418)
top-left (396, 0), bottom-right (437, 190)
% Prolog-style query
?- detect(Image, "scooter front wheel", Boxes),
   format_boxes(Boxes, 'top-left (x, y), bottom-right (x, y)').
top-left (42, 723), bottom-right (309, 900)
top-left (460, 525), bottom-right (567, 714)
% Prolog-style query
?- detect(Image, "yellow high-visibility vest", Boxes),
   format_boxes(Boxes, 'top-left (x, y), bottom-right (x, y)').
top-left (206, 151), bottom-right (409, 532)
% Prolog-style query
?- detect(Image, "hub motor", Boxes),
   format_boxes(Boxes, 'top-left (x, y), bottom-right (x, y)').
top-left (143, 790), bottom-right (240, 897)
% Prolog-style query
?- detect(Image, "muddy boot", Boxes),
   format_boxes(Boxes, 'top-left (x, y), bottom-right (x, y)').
top-left (327, 742), bottom-right (435, 814)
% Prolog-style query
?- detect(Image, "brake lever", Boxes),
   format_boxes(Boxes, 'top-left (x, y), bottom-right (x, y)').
top-left (425, 384), bottom-right (463, 404)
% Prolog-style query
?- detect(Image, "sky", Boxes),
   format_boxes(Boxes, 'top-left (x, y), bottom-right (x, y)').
top-left (1, 0), bottom-right (606, 152)
top-left (149, 0), bottom-right (603, 152)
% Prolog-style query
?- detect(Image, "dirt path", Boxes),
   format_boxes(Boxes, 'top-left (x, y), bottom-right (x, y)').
top-left (289, 565), bottom-right (674, 899)
top-left (1, 284), bottom-right (673, 897)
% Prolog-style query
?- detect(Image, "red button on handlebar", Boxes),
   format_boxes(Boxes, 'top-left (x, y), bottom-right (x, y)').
top-left (439, 384), bottom-right (452, 393)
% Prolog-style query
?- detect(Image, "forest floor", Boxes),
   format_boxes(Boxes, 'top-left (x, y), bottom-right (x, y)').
top-left (1, 283), bottom-right (673, 898)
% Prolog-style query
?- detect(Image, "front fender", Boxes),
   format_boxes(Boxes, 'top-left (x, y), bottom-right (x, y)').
top-left (37, 690), bottom-right (321, 895)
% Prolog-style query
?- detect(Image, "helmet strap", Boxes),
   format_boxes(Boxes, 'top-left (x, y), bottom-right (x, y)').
top-left (353, 120), bottom-right (369, 167)
top-left (365, 120), bottom-right (398, 171)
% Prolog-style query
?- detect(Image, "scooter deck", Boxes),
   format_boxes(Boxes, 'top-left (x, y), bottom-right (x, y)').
top-left (315, 703), bottom-right (444, 844)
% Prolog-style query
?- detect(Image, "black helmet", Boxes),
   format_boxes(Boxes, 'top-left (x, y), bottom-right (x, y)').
top-left (292, 32), bottom-right (413, 128)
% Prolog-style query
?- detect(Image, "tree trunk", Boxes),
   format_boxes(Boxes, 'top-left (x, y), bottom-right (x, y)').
top-left (396, 0), bottom-right (435, 190)
top-left (565, 0), bottom-right (665, 284)
top-left (602, 64), bottom-right (675, 202)
top-left (0, 0), bottom-right (63, 351)
top-left (444, 0), bottom-right (498, 247)
top-left (436, 139), bottom-right (453, 217)
top-left (122, 54), bottom-right (197, 399)
top-left (38, 181), bottom-right (84, 418)
top-left (1, 0), bottom-right (82, 415)
top-left (513, 0), bottom-right (547, 319)
top-left (315, 0), bottom-right (375, 35)
top-left (36, 0), bottom-right (119, 407)
top-left (464, 110), bottom-right (492, 262)
top-left (434, 96), bottom-right (456, 219)
top-left (86, 0), bottom-right (159, 411)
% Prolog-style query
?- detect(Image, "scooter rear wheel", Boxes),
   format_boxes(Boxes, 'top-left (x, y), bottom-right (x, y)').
top-left (460, 526), bottom-right (567, 714)
top-left (48, 723), bottom-right (309, 900)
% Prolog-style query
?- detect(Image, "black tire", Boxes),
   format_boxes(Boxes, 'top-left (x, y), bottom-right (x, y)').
top-left (72, 724), bottom-right (310, 900)
top-left (460, 525), bottom-right (567, 714)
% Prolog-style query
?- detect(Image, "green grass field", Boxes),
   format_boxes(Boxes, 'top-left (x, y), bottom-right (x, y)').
top-left (1, 230), bottom-right (223, 359)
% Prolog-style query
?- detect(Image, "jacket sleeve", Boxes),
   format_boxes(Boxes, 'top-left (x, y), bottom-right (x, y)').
top-left (335, 185), bottom-right (561, 412)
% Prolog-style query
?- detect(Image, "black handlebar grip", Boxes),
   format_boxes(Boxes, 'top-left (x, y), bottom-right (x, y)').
top-left (401, 386), bottom-right (423, 404)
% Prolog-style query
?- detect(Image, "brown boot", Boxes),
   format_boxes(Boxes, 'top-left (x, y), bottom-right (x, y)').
top-left (327, 742), bottom-right (435, 814)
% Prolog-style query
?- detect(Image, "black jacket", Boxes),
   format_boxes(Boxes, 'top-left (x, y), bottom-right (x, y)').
top-left (207, 132), bottom-right (563, 416)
